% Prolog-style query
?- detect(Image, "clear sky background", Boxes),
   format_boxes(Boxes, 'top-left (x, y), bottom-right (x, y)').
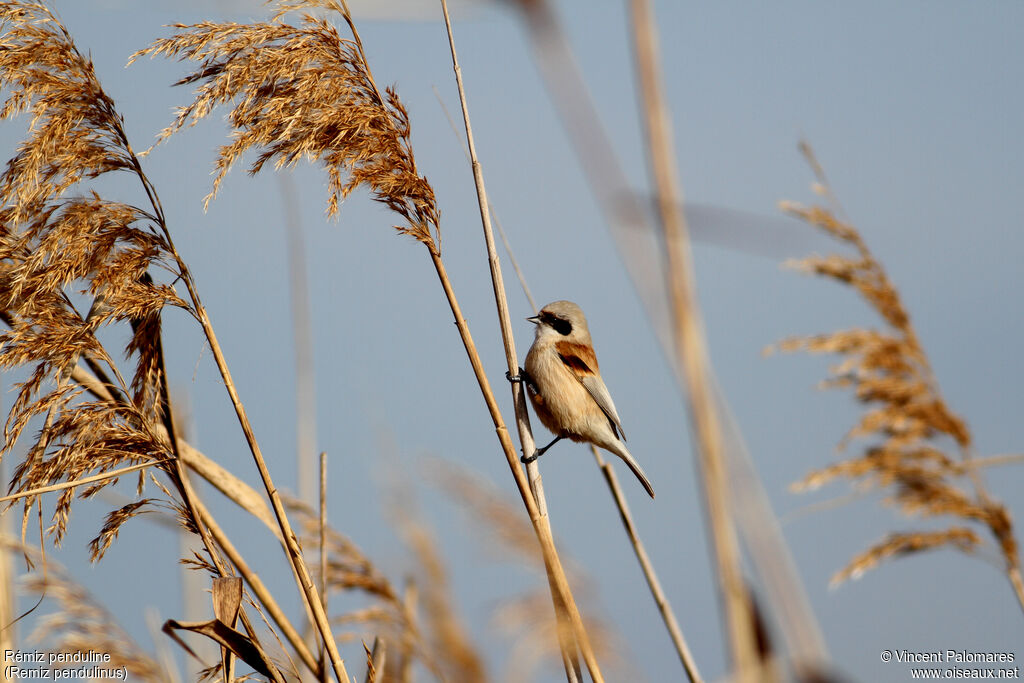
top-left (3, 1), bottom-right (1023, 681)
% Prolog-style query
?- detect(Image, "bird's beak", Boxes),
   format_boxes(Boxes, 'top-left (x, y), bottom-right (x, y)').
top-left (526, 314), bottom-right (540, 325)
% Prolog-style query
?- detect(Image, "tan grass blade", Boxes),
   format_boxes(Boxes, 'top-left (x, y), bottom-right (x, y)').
top-left (0, 469), bottom-right (14, 660)
top-left (362, 637), bottom-right (385, 683)
top-left (0, 459), bottom-right (171, 504)
top-left (319, 451), bottom-right (329, 683)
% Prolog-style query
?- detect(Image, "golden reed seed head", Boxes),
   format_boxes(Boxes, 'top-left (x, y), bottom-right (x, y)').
top-left (775, 145), bottom-right (1017, 587)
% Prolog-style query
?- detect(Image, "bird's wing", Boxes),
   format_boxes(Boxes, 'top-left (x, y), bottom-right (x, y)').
top-left (555, 341), bottom-right (627, 441)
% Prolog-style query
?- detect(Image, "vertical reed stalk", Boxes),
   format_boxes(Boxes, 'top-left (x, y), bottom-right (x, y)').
top-left (426, 248), bottom-right (603, 681)
top-left (626, 0), bottom-right (759, 676)
top-left (437, 1), bottom-right (584, 680)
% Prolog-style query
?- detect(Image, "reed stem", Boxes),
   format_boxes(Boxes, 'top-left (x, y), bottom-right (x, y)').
top-left (626, 0), bottom-right (759, 675)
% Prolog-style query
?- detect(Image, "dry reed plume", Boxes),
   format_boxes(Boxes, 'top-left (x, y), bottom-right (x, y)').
top-left (132, 0), bottom-right (439, 251)
top-left (773, 145), bottom-right (1023, 608)
top-left (0, 0), bottom-right (187, 554)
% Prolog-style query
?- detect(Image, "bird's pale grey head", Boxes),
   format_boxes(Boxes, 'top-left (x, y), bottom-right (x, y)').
top-left (527, 300), bottom-right (592, 344)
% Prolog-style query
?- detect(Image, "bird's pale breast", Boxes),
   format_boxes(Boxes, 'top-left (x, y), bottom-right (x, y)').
top-left (525, 342), bottom-right (606, 442)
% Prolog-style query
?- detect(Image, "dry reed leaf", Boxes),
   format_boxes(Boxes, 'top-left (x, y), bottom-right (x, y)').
top-left (162, 617), bottom-right (281, 682)
top-left (362, 637), bottom-right (385, 683)
top-left (776, 146), bottom-right (1020, 594)
top-left (177, 440), bottom-right (280, 539)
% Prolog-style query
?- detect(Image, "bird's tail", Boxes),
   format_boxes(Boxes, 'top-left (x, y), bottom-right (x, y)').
top-left (607, 440), bottom-right (655, 499)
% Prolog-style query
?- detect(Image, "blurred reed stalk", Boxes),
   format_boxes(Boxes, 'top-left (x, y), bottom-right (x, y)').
top-left (713, 384), bottom-right (830, 676)
top-left (278, 172), bottom-right (319, 507)
top-left (511, 0), bottom-right (825, 675)
top-left (625, 0), bottom-right (760, 677)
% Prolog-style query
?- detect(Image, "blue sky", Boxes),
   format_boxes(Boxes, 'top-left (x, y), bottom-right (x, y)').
top-left (3, 1), bottom-right (1023, 681)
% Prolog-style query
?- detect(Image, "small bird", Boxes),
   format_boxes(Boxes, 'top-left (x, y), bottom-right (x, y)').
top-left (515, 300), bottom-right (655, 499)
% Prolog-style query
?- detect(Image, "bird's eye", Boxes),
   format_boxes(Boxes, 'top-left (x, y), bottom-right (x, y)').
top-left (552, 317), bottom-right (572, 336)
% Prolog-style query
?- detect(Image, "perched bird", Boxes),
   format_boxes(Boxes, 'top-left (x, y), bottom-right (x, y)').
top-left (516, 300), bottom-right (655, 499)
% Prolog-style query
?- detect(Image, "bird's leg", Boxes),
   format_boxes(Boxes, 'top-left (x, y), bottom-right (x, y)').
top-left (521, 436), bottom-right (561, 464)
top-left (507, 368), bottom-right (551, 462)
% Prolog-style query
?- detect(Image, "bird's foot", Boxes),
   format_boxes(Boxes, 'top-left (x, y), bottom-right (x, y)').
top-left (505, 367), bottom-right (525, 384)
top-left (521, 436), bottom-right (562, 465)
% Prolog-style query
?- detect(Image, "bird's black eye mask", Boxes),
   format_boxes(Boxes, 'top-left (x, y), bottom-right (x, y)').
top-left (541, 312), bottom-right (573, 336)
